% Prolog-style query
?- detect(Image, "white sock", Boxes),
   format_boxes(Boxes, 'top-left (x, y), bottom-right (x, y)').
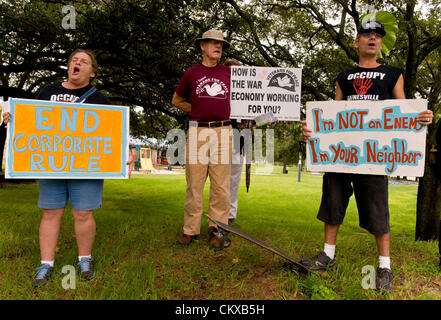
top-left (379, 256), bottom-right (391, 270)
top-left (41, 260), bottom-right (54, 267)
top-left (78, 255), bottom-right (92, 262)
top-left (324, 243), bottom-right (336, 260)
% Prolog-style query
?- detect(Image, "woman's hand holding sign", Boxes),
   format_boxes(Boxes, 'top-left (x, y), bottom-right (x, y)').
top-left (2, 112), bottom-right (11, 127)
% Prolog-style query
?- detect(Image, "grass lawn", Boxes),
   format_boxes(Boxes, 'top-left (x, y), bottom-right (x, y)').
top-left (0, 167), bottom-right (440, 300)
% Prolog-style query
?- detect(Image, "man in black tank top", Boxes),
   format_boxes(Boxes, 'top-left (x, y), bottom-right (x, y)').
top-left (337, 64), bottom-right (403, 101)
top-left (300, 21), bottom-right (433, 293)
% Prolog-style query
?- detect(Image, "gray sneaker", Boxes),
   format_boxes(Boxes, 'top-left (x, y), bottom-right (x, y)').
top-left (376, 267), bottom-right (393, 293)
top-left (32, 263), bottom-right (54, 287)
top-left (300, 251), bottom-right (336, 271)
top-left (78, 257), bottom-right (96, 280)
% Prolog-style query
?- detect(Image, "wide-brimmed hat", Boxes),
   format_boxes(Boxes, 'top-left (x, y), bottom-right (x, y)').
top-left (358, 20), bottom-right (386, 37)
top-left (194, 29), bottom-right (230, 50)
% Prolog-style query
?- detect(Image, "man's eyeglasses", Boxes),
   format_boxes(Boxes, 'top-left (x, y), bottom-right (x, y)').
top-left (360, 32), bottom-right (383, 39)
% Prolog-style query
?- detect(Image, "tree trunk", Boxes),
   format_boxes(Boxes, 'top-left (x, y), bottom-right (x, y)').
top-left (415, 157), bottom-right (441, 241)
top-left (415, 53), bottom-right (441, 241)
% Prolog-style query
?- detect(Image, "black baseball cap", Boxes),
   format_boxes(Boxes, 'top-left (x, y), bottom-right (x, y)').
top-left (358, 21), bottom-right (386, 37)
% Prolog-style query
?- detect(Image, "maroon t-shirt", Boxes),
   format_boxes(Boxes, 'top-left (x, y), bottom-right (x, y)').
top-left (175, 63), bottom-right (230, 122)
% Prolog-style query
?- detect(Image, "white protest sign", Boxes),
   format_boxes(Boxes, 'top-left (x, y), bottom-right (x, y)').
top-left (230, 66), bottom-right (302, 121)
top-left (306, 99), bottom-right (427, 176)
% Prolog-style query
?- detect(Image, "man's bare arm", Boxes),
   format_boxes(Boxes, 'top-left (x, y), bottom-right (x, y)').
top-left (392, 75), bottom-right (406, 99)
top-left (172, 92), bottom-right (191, 113)
top-left (335, 81), bottom-right (344, 101)
top-left (393, 75), bottom-right (433, 125)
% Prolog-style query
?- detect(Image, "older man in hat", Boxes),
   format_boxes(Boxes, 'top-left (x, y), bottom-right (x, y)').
top-left (172, 29), bottom-right (232, 249)
top-left (300, 20), bottom-right (433, 293)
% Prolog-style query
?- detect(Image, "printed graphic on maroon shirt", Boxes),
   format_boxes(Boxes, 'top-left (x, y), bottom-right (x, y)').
top-left (195, 76), bottom-right (229, 99)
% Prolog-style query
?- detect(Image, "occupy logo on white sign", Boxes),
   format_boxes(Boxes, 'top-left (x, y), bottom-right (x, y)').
top-left (267, 69), bottom-right (299, 93)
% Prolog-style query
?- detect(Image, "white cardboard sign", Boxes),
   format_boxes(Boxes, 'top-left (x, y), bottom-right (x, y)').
top-left (230, 66), bottom-right (302, 121)
top-left (306, 99), bottom-right (427, 176)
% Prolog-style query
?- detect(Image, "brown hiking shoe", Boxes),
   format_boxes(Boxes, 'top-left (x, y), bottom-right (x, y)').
top-left (177, 234), bottom-right (196, 245)
top-left (209, 235), bottom-right (225, 249)
top-left (208, 227), bottom-right (230, 250)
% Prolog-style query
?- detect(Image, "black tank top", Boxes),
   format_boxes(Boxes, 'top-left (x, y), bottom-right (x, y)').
top-left (337, 65), bottom-right (403, 101)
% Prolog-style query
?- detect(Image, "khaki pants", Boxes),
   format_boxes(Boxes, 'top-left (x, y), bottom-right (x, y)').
top-left (183, 125), bottom-right (232, 235)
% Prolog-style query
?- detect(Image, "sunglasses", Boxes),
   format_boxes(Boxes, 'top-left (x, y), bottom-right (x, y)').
top-left (360, 32), bottom-right (383, 39)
